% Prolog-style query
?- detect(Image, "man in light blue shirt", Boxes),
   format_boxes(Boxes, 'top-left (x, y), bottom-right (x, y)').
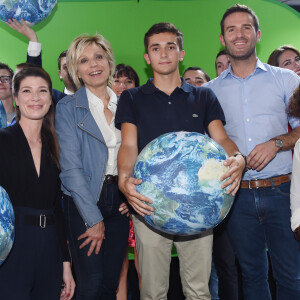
top-left (204, 4), bottom-right (300, 300)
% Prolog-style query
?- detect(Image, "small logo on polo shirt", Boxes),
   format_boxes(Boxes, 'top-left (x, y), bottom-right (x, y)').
top-left (192, 114), bottom-right (198, 118)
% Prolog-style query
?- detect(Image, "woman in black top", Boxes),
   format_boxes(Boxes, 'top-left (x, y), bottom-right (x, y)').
top-left (0, 67), bottom-right (75, 300)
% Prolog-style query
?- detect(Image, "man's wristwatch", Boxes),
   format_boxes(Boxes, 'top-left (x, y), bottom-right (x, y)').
top-left (271, 138), bottom-right (283, 151)
top-left (233, 152), bottom-right (247, 169)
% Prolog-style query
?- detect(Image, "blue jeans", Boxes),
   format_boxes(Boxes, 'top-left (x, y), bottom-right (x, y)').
top-left (227, 181), bottom-right (300, 300)
top-left (63, 182), bottom-right (129, 300)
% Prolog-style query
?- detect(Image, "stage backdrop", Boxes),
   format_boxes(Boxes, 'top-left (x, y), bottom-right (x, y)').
top-left (0, 0), bottom-right (299, 91)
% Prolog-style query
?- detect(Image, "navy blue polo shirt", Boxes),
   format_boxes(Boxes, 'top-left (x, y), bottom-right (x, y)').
top-left (115, 78), bottom-right (225, 153)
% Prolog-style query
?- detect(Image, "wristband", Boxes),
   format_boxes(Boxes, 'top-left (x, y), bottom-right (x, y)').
top-left (233, 152), bottom-right (247, 169)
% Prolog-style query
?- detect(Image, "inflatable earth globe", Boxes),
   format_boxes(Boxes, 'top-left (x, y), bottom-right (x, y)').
top-left (0, 0), bottom-right (57, 26)
top-left (0, 186), bottom-right (15, 266)
top-left (134, 131), bottom-right (235, 236)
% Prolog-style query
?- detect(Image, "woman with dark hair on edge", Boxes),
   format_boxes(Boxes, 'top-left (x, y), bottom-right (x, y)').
top-left (111, 63), bottom-right (140, 97)
top-left (111, 63), bottom-right (141, 300)
top-left (0, 67), bottom-right (75, 300)
top-left (268, 45), bottom-right (300, 76)
top-left (289, 85), bottom-right (300, 243)
top-left (55, 34), bottom-right (130, 299)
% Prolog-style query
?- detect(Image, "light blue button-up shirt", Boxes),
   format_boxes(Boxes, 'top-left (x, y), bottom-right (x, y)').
top-left (204, 59), bottom-right (300, 180)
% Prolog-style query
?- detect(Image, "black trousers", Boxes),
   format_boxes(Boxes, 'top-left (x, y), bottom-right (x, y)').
top-left (213, 220), bottom-right (240, 300)
top-left (0, 206), bottom-right (63, 300)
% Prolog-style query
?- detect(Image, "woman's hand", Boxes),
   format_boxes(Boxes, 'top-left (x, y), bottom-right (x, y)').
top-left (78, 221), bottom-right (105, 256)
top-left (60, 262), bottom-right (75, 300)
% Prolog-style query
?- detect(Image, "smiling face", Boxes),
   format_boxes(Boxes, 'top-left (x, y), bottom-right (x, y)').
top-left (144, 32), bottom-right (185, 76)
top-left (15, 76), bottom-right (51, 122)
top-left (220, 12), bottom-right (261, 61)
top-left (0, 69), bottom-right (12, 102)
top-left (278, 50), bottom-right (300, 76)
top-left (76, 43), bottom-right (110, 93)
top-left (183, 70), bottom-right (207, 87)
top-left (216, 54), bottom-right (230, 76)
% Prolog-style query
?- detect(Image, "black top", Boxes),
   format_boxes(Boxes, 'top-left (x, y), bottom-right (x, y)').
top-left (0, 123), bottom-right (69, 261)
top-left (115, 78), bottom-right (225, 153)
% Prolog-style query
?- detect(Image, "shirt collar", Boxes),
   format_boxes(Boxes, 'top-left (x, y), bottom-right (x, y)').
top-left (141, 77), bottom-right (193, 95)
top-left (64, 87), bottom-right (74, 95)
top-left (220, 58), bottom-right (267, 80)
top-left (86, 86), bottom-right (118, 108)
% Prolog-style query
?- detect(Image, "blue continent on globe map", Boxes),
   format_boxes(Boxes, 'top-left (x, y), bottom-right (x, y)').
top-left (0, 0), bottom-right (57, 25)
top-left (134, 131), bottom-right (234, 236)
top-left (0, 186), bottom-right (15, 266)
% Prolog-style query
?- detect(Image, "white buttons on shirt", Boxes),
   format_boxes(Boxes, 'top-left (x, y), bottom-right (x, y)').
top-left (248, 138), bottom-right (252, 142)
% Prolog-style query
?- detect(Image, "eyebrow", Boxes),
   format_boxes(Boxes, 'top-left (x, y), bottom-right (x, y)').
top-left (225, 23), bottom-right (253, 30)
top-left (21, 85), bottom-right (49, 89)
top-left (149, 42), bottom-right (177, 48)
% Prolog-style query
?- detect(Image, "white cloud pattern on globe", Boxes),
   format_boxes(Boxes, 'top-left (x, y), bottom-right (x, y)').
top-left (134, 131), bottom-right (235, 236)
top-left (0, 0), bottom-right (57, 25)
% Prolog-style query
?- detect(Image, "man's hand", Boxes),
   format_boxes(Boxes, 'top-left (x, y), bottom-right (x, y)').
top-left (119, 202), bottom-right (130, 217)
top-left (247, 140), bottom-right (278, 171)
top-left (220, 155), bottom-right (245, 196)
top-left (6, 18), bottom-right (38, 42)
top-left (119, 176), bottom-right (153, 217)
top-left (78, 221), bottom-right (105, 256)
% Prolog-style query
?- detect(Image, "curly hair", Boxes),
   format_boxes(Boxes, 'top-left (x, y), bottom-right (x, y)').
top-left (287, 84), bottom-right (300, 119)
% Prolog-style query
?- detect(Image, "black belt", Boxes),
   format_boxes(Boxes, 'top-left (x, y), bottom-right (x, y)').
top-left (15, 214), bottom-right (55, 228)
top-left (104, 175), bottom-right (118, 184)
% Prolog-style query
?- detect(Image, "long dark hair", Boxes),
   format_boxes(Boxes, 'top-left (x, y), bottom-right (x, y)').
top-left (13, 67), bottom-right (60, 168)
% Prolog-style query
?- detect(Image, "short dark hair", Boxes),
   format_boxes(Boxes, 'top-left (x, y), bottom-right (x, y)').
top-left (0, 62), bottom-right (14, 78)
top-left (267, 45), bottom-right (300, 67)
top-left (144, 22), bottom-right (183, 53)
top-left (216, 49), bottom-right (228, 60)
top-left (221, 4), bottom-right (259, 36)
top-left (58, 50), bottom-right (67, 70)
top-left (113, 64), bottom-right (140, 87)
top-left (13, 67), bottom-right (59, 168)
top-left (16, 62), bottom-right (41, 70)
top-left (183, 67), bottom-right (210, 82)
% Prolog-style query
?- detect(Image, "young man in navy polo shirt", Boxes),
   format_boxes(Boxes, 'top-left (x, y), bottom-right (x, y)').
top-left (115, 22), bottom-right (245, 299)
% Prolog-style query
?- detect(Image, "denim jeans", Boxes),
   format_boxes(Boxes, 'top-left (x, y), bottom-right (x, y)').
top-left (226, 181), bottom-right (300, 300)
top-left (63, 182), bottom-right (129, 300)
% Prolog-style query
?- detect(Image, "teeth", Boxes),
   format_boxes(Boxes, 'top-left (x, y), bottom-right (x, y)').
top-left (90, 71), bottom-right (102, 76)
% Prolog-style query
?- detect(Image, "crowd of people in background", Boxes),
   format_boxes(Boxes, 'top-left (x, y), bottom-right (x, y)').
top-left (0, 3), bottom-right (300, 300)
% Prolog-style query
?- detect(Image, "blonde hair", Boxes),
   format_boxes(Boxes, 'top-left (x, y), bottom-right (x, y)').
top-left (67, 33), bottom-right (115, 88)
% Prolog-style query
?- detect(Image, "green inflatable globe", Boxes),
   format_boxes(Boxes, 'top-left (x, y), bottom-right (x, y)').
top-left (134, 131), bottom-right (234, 236)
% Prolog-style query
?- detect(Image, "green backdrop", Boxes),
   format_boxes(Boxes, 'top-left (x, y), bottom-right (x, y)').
top-left (0, 0), bottom-right (299, 91)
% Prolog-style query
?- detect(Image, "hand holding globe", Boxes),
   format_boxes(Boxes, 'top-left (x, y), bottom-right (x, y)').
top-left (126, 132), bottom-right (244, 236)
